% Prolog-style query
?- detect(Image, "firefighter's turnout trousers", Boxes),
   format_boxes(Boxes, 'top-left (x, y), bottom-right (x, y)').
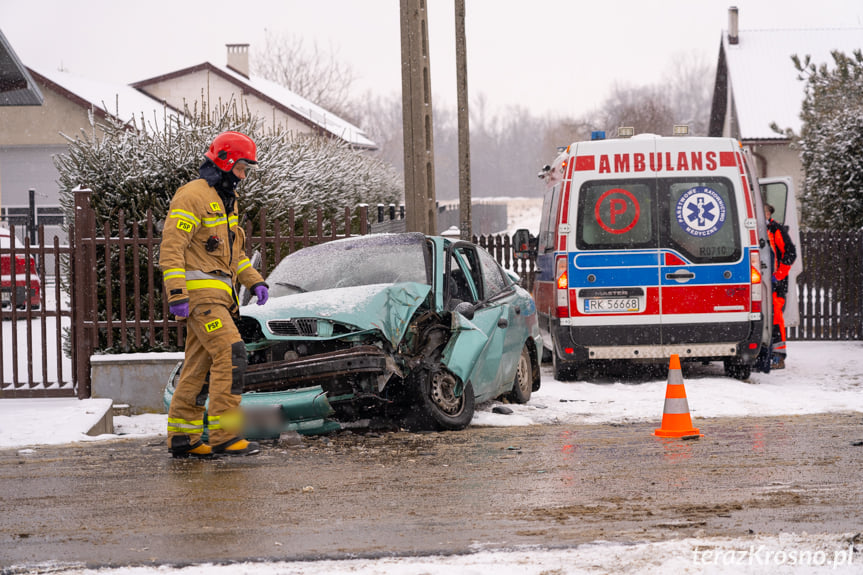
top-left (160, 177), bottom-right (266, 450)
top-left (168, 292), bottom-right (247, 448)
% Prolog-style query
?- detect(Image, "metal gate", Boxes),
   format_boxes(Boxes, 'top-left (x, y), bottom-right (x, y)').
top-left (0, 225), bottom-right (75, 397)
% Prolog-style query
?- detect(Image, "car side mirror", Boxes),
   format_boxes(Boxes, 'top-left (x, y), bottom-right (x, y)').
top-left (512, 229), bottom-right (537, 259)
top-left (454, 301), bottom-right (475, 320)
top-left (504, 268), bottom-right (521, 287)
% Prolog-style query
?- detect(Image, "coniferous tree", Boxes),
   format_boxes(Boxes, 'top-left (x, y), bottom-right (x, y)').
top-left (775, 50), bottom-right (863, 231)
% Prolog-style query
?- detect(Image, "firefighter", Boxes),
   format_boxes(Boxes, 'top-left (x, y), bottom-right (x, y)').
top-left (160, 131), bottom-right (269, 458)
top-left (765, 203), bottom-right (796, 370)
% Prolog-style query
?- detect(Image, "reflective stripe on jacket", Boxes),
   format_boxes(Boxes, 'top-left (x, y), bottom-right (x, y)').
top-left (159, 178), bottom-right (266, 305)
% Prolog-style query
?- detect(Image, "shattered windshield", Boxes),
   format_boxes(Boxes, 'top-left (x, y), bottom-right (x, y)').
top-left (267, 233), bottom-right (431, 296)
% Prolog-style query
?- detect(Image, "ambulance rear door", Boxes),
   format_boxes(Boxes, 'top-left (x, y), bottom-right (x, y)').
top-left (759, 177), bottom-right (803, 327)
top-left (569, 136), bottom-right (663, 357)
top-left (656, 137), bottom-right (754, 357)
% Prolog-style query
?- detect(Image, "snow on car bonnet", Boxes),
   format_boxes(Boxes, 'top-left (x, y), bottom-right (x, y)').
top-left (244, 282), bottom-right (432, 347)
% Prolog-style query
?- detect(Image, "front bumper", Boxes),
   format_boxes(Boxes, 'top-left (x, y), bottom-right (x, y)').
top-left (243, 345), bottom-right (393, 395)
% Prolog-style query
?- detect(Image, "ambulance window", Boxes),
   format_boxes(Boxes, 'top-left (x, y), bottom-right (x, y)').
top-left (662, 178), bottom-right (740, 263)
top-left (576, 181), bottom-right (656, 249)
top-left (538, 184), bottom-right (560, 251)
top-left (761, 181), bottom-right (789, 225)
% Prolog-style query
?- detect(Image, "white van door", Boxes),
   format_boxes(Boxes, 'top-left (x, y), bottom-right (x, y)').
top-left (759, 177), bottom-right (803, 327)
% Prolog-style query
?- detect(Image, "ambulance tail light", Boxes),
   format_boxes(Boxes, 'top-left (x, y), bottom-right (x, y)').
top-left (750, 251), bottom-right (762, 313)
top-left (555, 256), bottom-right (569, 318)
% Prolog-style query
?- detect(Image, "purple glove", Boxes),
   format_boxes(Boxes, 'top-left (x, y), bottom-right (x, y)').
top-left (253, 284), bottom-right (269, 305)
top-left (169, 301), bottom-right (189, 318)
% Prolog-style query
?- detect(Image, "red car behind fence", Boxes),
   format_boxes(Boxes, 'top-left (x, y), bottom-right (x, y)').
top-left (0, 226), bottom-right (41, 311)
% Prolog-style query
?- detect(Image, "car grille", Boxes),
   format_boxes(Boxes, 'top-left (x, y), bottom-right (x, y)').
top-left (267, 318), bottom-right (320, 336)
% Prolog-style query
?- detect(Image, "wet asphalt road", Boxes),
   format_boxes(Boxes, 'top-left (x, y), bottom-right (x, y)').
top-left (1, 413), bottom-right (862, 570)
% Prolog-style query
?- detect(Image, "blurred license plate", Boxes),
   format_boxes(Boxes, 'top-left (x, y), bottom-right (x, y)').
top-left (585, 298), bottom-right (639, 313)
top-left (1, 292), bottom-right (9, 302)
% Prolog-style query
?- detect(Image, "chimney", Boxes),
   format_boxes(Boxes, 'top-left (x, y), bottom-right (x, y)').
top-left (728, 6), bottom-right (739, 45)
top-left (226, 43), bottom-right (250, 78)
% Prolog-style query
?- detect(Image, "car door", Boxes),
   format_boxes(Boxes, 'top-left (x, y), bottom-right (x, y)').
top-left (659, 175), bottom-right (750, 346)
top-left (572, 169), bottom-right (663, 353)
top-left (759, 177), bottom-right (803, 327)
top-left (533, 183), bottom-right (561, 342)
top-left (442, 244), bottom-right (513, 402)
top-left (474, 246), bottom-right (525, 395)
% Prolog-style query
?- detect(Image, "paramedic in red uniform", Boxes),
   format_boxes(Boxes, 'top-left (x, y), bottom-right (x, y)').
top-left (160, 131), bottom-right (269, 458)
top-left (764, 203), bottom-right (796, 370)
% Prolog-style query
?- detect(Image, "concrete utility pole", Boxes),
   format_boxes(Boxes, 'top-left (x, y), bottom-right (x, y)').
top-left (455, 0), bottom-right (471, 241)
top-left (399, 0), bottom-right (437, 235)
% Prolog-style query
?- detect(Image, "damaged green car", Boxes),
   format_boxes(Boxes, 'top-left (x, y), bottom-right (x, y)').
top-left (165, 232), bottom-right (542, 436)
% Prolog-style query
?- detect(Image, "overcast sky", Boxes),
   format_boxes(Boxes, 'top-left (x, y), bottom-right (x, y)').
top-left (2, 0), bottom-right (861, 118)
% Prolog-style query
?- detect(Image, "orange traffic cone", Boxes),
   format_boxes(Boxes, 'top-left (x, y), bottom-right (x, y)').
top-left (654, 354), bottom-right (702, 438)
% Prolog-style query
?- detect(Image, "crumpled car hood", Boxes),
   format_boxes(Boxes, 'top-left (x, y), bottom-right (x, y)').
top-left (241, 282), bottom-right (432, 347)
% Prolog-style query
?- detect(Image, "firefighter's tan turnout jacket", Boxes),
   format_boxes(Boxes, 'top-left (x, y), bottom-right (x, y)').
top-left (159, 178), bottom-right (266, 309)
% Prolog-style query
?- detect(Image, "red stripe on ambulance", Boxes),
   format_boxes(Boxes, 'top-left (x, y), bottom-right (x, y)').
top-left (574, 156), bottom-right (595, 171)
top-left (662, 284), bottom-right (750, 314)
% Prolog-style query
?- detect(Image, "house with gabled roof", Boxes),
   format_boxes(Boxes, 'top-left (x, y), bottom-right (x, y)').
top-left (709, 6), bottom-right (863, 186)
top-left (0, 65), bottom-right (176, 228)
top-left (132, 44), bottom-right (375, 150)
top-left (0, 28), bottom-right (42, 108)
top-left (0, 42), bottom-right (376, 235)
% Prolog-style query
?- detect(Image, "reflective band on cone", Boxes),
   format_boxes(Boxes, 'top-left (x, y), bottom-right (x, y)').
top-left (654, 354), bottom-right (703, 438)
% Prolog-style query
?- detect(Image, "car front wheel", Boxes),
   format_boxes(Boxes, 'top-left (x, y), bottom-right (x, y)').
top-left (416, 368), bottom-right (475, 431)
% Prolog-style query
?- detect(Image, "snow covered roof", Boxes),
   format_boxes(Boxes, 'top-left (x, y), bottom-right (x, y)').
top-left (132, 62), bottom-right (376, 150)
top-left (28, 66), bottom-right (177, 131)
top-left (0, 28), bottom-right (42, 106)
top-left (217, 64), bottom-right (376, 150)
top-left (720, 27), bottom-right (863, 140)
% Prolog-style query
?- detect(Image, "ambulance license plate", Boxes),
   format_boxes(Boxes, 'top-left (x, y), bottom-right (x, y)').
top-left (584, 298), bottom-right (639, 313)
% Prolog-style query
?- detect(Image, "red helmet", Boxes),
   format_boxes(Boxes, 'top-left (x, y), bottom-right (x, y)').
top-left (205, 131), bottom-right (258, 172)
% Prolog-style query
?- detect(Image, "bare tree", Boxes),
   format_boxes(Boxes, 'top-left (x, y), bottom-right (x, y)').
top-left (598, 82), bottom-right (676, 136)
top-left (253, 30), bottom-right (359, 122)
top-left (594, 51), bottom-right (714, 137)
top-left (543, 117), bottom-right (596, 152)
top-left (353, 91), bottom-right (405, 172)
top-left (663, 52), bottom-right (715, 135)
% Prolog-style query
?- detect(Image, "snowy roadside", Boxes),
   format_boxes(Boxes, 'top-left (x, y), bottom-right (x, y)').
top-left (22, 532), bottom-right (863, 575)
top-left (2, 341), bottom-right (861, 450)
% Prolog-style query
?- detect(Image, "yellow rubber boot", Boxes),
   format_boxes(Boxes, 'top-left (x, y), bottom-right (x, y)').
top-left (170, 438), bottom-right (215, 459)
top-left (213, 437), bottom-right (261, 456)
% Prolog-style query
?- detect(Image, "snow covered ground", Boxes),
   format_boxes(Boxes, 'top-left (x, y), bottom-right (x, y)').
top-left (4, 341), bottom-right (861, 451)
top-left (2, 340), bottom-right (862, 574)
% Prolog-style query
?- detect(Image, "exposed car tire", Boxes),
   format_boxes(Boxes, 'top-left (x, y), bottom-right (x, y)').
top-left (552, 344), bottom-right (579, 381)
top-left (507, 345), bottom-right (533, 404)
top-left (416, 369), bottom-right (475, 431)
top-left (724, 359), bottom-right (752, 380)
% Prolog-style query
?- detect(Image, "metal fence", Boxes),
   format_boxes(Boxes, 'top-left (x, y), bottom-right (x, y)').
top-left (1, 189), bottom-right (859, 398)
top-left (789, 230), bottom-right (863, 340)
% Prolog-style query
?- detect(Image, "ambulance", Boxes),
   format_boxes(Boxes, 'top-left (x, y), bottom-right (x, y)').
top-left (514, 131), bottom-right (780, 380)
